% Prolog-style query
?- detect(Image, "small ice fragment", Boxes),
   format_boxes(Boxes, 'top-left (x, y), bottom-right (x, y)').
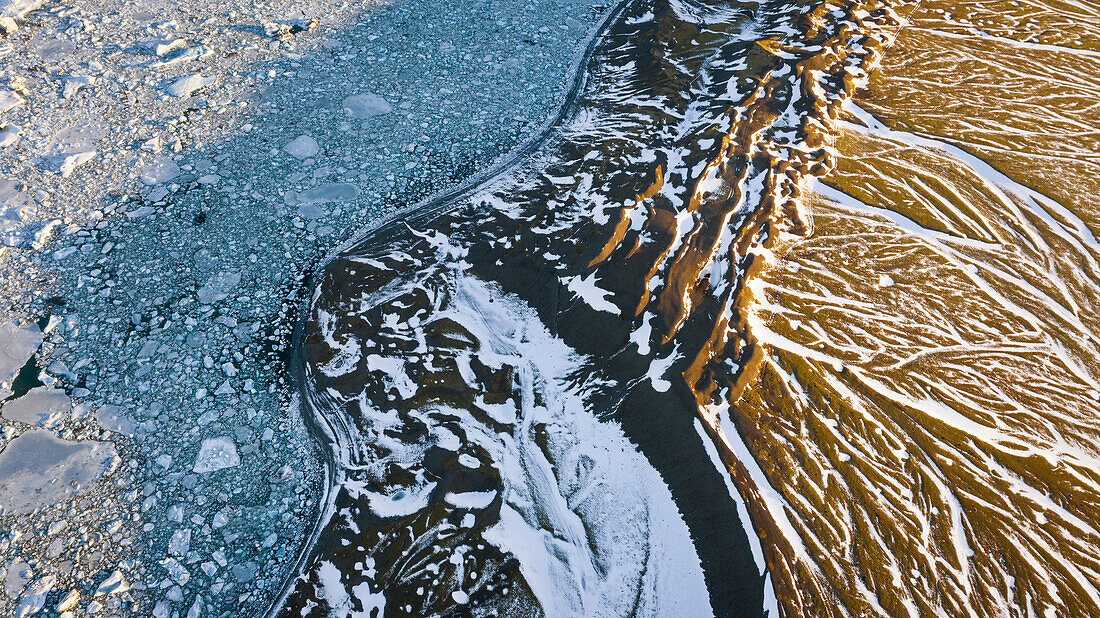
top-left (169, 529), bottom-right (191, 555)
top-left (341, 93), bottom-right (392, 119)
top-left (95, 405), bottom-right (135, 435)
top-left (93, 570), bottom-right (129, 596)
top-left (140, 136), bottom-right (161, 152)
top-left (0, 124), bottom-right (20, 147)
top-left (61, 75), bottom-right (95, 99)
top-left (295, 183), bottom-right (359, 218)
top-left (877, 274), bottom-right (894, 287)
top-left (0, 88), bottom-right (22, 114)
top-left (0, 0), bottom-right (44, 20)
top-left (149, 45), bottom-right (210, 69)
top-left (54, 151), bottom-right (96, 177)
top-left (451, 590), bottom-right (469, 604)
top-left (186, 597), bottom-right (203, 618)
top-left (14, 574), bottom-right (55, 617)
top-left (231, 562), bottom-right (256, 582)
top-left (160, 557), bottom-right (190, 585)
top-left (192, 436), bottom-right (240, 473)
top-left (140, 37), bottom-right (187, 57)
top-left (56, 590), bottom-right (80, 612)
top-left (140, 157), bottom-right (180, 186)
top-left (166, 74), bottom-right (214, 97)
top-left (284, 135), bottom-right (319, 159)
top-left (196, 271), bottom-right (241, 304)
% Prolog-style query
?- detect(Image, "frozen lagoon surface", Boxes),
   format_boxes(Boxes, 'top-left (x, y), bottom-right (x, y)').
top-left (0, 0), bottom-right (613, 613)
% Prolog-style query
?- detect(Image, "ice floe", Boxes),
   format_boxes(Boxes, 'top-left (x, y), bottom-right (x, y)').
top-left (0, 429), bottom-right (119, 515)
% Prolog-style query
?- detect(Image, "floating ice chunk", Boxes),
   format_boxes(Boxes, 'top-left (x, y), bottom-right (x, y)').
top-left (56, 589), bottom-right (80, 612)
top-left (185, 596), bottom-right (203, 618)
top-left (192, 436), bottom-right (239, 473)
top-left (451, 590), bottom-right (469, 604)
top-left (159, 557), bottom-right (190, 586)
top-left (0, 181), bottom-right (36, 249)
top-left (1, 386), bottom-right (70, 426)
top-left (295, 183), bottom-right (360, 219)
top-left (196, 271), bottom-right (241, 304)
top-left (0, 322), bottom-right (42, 386)
top-left (0, 88), bottom-right (22, 114)
top-left (0, 429), bottom-right (120, 515)
top-left (231, 562), bottom-right (256, 582)
top-left (93, 570), bottom-right (129, 596)
top-left (51, 151), bottom-right (96, 177)
top-left (878, 274), bottom-right (894, 287)
top-left (284, 135), bottom-right (319, 159)
top-left (136, 36), bottom-right (187, 57)
top-left (169, 529), bottom-right (191, 555)
top-left (140, 157), bottom-right (180, 185)
top-left (137, 339), bottom-right (159, 358)
top-left (166, 74), bottom-right (214, 97)
top-left (149, 45), bottom-right (211, 69)
top-left (61, 75), bottom-right (95, 99)
top-left (14, 573), bottom-right (55, 617)
top-left (0, 0), bottom-right (43, 20)
top-left (0, 124), bottom-right (19, 147)
top-left (95, 405), bottom-right (135, 435)
top-left (299, 183), bottom-right (359, 203)
top-left (341, 93), bottom-right (392, 119)
top-left (5, 558), bottom-right (32, 597)
top-left (31, 218), bottom-right (59, 249)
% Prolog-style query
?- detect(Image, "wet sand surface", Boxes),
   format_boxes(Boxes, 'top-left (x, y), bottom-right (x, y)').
top-left (743, 0), bottom-right (1100, 615)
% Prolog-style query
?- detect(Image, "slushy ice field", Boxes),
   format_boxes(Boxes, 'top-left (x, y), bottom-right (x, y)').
top-left (1, 0), bottom-right (1098, 616)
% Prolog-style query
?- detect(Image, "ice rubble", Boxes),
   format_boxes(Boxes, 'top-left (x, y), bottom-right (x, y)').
top-left (0, 0), bottom-right (611, 613)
